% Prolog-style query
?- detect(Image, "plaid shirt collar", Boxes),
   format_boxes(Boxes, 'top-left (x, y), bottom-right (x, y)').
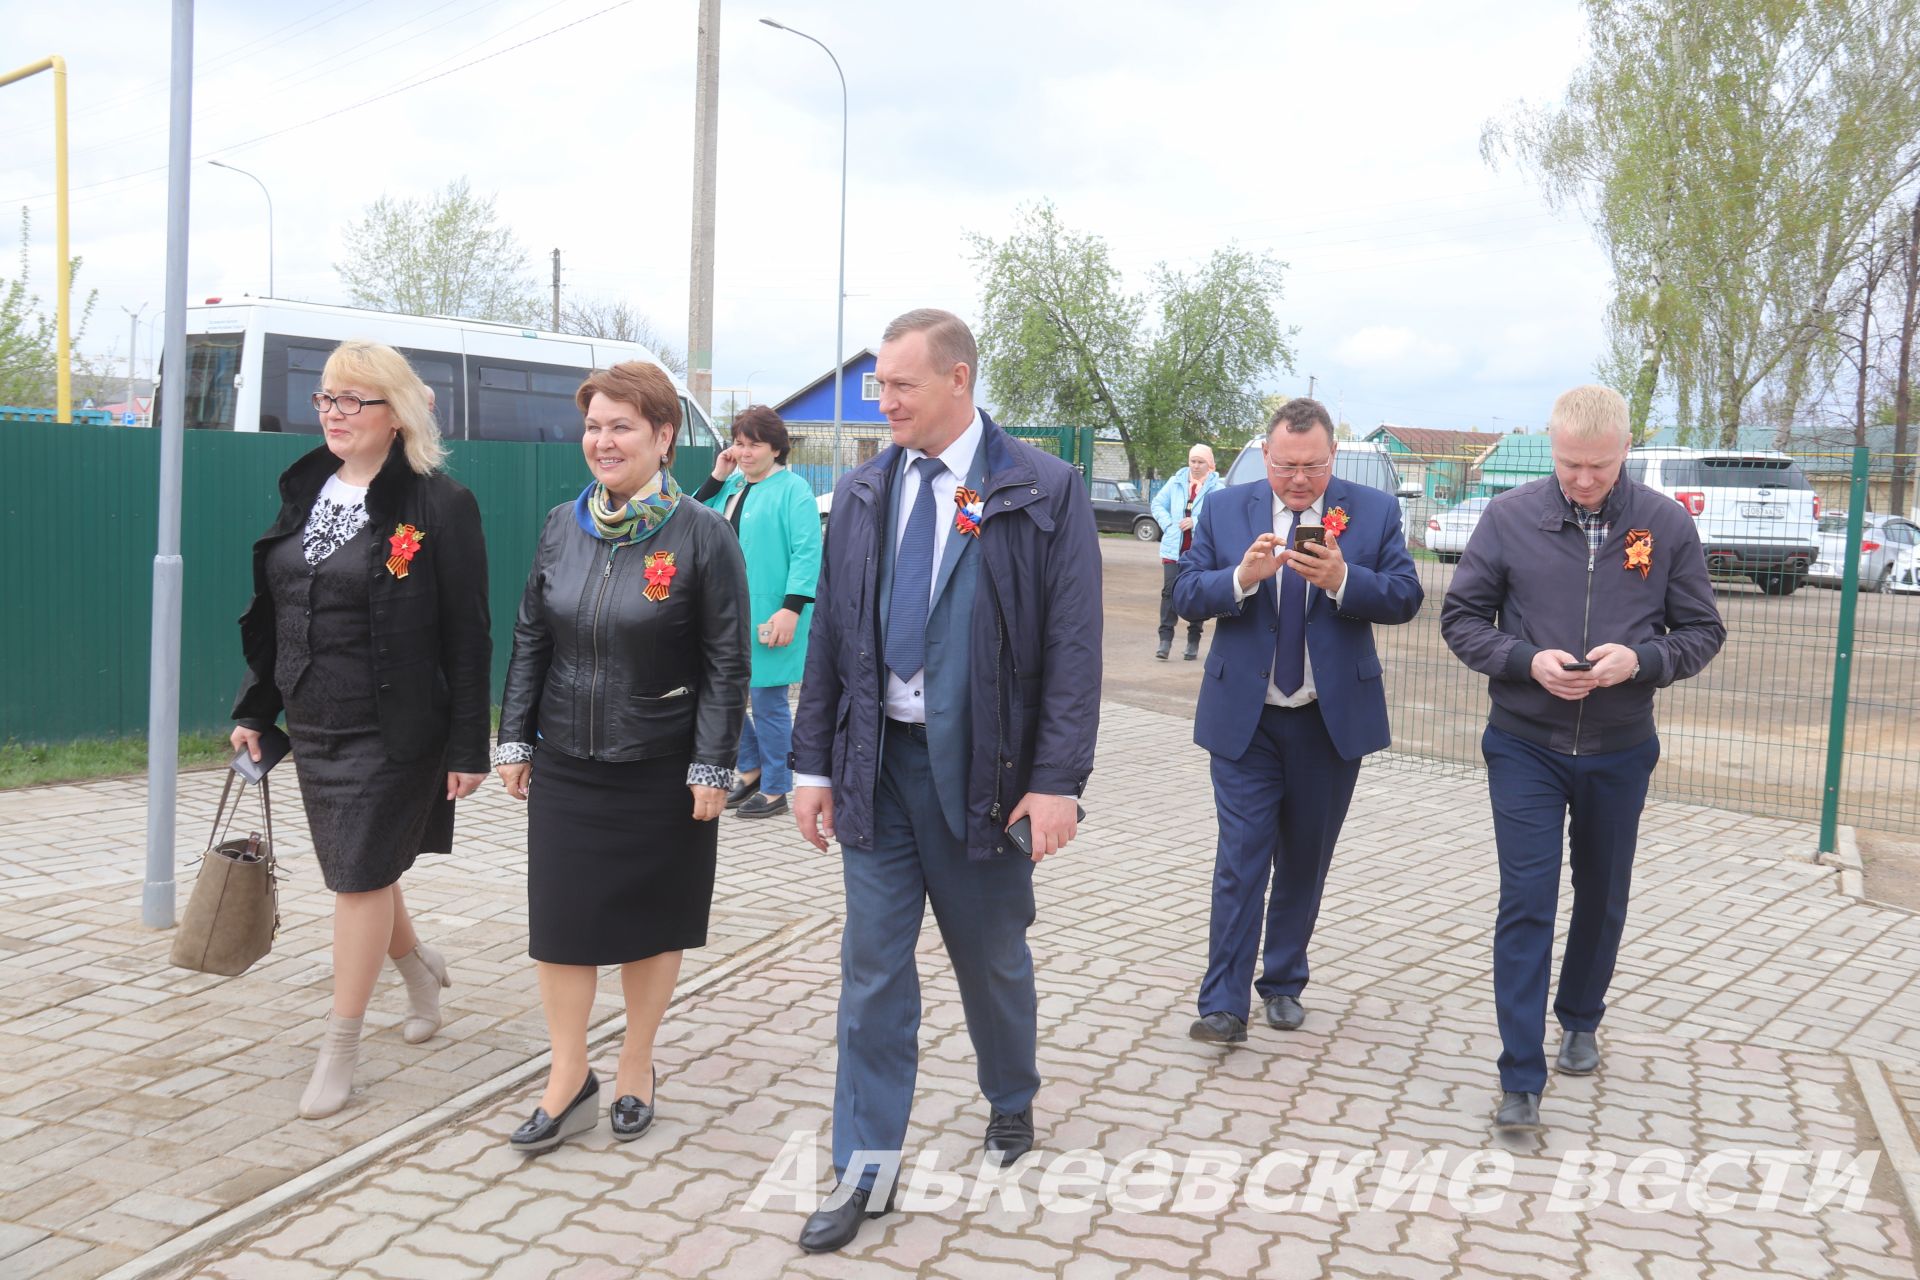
top-left (1559, 484), bottom-right (1612, 555)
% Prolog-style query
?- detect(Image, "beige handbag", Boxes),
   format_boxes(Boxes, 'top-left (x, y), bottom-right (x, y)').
top-left (170, 770), bottom-right (281, 976)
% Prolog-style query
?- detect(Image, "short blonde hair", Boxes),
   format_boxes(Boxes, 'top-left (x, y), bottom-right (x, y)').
top-left (1548, 385), bottom-right (1630, 445)
top-left (322, 339), bottom-right (446, 474)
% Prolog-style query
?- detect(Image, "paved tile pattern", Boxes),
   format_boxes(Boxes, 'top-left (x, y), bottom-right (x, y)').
top-left (2, 701), bottom-right (1919, 1278)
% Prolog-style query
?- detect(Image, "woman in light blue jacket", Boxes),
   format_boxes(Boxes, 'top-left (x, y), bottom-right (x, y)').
top-left (1150, 445), bottom-right (1223, 660)
top-left (695, 406), bottom-right (822, 818)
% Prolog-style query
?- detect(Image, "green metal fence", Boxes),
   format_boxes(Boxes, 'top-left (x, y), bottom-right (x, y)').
top-left (0, 424), bottom-right (713, 742)
top-left (1382, 447), bottom-right (1920, 840)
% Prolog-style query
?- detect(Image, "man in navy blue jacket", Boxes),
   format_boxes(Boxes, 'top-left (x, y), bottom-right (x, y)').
top-left (1173, 398), bottom-right (1424, 1046)
top-left (787, 309), bottom-right (1102, 1253)
top-left (1441, 385), bottom-right (1724, 1133)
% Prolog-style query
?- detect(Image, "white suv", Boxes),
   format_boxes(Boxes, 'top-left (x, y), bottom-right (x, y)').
top-left (1222, 438), bottom-right (1422, 539)
top-left (1622, 447), bottom-right (1820, 595)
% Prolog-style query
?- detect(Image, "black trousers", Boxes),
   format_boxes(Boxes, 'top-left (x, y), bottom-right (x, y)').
top-left (1160, 559), bottom-right (1203, 645)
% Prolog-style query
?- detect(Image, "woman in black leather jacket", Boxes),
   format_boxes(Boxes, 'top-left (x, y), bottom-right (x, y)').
top-left (493, 360), bottom-right (749, 1152)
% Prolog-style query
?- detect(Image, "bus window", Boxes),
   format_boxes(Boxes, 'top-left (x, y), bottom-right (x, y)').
top-left (469, 357), bottom-right (588, 442)
top-left (396, 347), bottom-right (461, 439)
top-left (260, 335), bottom-right (332, 433)
top-left (163, 334), bottom-right (243, 430)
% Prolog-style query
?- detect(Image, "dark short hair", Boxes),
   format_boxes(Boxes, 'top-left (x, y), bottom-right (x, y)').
top-left (731, 404), bottom-right (791, 463)
top-left (576, 362), bottom-right (681, 463)
top-left (1267, 396), bottom-right (1334, 442)
top-left (881, 308), bottom-right (979, 391)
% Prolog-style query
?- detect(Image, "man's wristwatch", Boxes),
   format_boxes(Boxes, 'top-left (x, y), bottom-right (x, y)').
top-left (1629, 659), bottom-right (1641, 681)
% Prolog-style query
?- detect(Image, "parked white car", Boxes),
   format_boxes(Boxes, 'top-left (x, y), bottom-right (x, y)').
top-left (1890, 542), bottom-right (1920, 594)
top-left (1808, 513), bottom-right (1920, 593)
top-left (1622, 448), bottom-right (1820, 595)
top-left (1424, 497), bottom-right (1492, 560)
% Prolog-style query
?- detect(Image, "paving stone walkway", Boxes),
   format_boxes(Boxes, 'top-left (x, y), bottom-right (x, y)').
top-left (3, 701), bottom-right (1918, 1279)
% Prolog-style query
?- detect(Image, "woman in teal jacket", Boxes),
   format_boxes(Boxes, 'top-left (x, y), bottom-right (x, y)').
top-left (694, 406), bottom-right (822, 818)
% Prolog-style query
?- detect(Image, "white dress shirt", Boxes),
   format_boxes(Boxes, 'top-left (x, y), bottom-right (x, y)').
top-left (1231, 494), bottom-right (1347, 708)
top-left (793, 410), bottom-right (984, 791)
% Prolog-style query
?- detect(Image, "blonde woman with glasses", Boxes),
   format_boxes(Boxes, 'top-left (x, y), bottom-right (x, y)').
top-left (231, 339), bottom-right (492, 1119)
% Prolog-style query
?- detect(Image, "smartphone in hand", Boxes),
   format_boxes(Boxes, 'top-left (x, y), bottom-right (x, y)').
top-left (1561, 660), bottom-right (1594, 672)
top-left (1007, 804), bottom-right (1087, 856)
top-left (1292, 525), bottom-right (1325, 550)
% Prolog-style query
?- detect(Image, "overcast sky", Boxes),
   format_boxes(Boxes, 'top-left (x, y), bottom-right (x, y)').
top-left (2, 0), bottom-right (1607, 432)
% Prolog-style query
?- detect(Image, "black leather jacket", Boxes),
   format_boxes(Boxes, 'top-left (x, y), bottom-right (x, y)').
top-left (234, 441), bottom-right (492, 773)
top-left (498, 494), bottom-right (750, 773)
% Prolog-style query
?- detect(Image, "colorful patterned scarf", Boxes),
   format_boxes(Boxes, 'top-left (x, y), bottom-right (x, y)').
top-left (586, 470), bottom-right (682, 544)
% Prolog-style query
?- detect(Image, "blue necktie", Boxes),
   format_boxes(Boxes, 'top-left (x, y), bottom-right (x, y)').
top-left (1275, 508), bottom-right (1307, 696)
top-left (884, 456), bottom-right (946, 681)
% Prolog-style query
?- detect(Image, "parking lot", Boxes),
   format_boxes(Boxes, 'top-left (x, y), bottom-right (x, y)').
top-left (1097, 535), bottom-right (1920, 840)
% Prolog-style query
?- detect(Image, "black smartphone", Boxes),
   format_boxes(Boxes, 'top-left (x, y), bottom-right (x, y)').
top-left (1561, 660), bottom-right (1594, 672)
top-left (1007, 804), bottom-right (1087, 856)
top-left (1292, 525), bottom-right (1326, 550)
top-left (230, 725), bottom-right (292, 784)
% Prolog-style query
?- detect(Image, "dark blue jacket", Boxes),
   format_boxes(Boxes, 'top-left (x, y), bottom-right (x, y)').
top-left (790, 413), bottom-right (1103, 858)
top-left (1173, 476), bottom-right (1423, 762)
top-left (1440, 476), bottom-right (1726, 755)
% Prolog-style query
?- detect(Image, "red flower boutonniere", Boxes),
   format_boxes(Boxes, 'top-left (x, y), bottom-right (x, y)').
top-left (1624, 529), bottom-right (1653, 578)
top-left (954, 486), bottom-right (984, 538)
top-left (643, 550), bottom-right (677, 602)
top-left (1323, 506), bottom-right (1349, 537)
top-left (385, 524), bottom-right (424, 578)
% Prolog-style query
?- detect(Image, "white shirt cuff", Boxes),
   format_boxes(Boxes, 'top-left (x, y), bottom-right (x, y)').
top-left (793, 772), bottom-right (832, 791)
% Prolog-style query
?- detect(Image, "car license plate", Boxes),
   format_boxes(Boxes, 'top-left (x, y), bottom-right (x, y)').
top-left (1740, 503), bottom-right (1784, 519)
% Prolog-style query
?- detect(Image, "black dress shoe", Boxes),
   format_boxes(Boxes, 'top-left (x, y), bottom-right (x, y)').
top-left (1155, 641), bottom-right (1171, 660)
top-left (510, 1071), bottom-right (599, 1153)
top-left (1189, 1011), bottom-right (1248, 1043)
top-left (735, 792), bottom-right (789, 819)
top-left (611, 1067), bottom-right (655, 1141)
top-left (1263, 994), bottom-right (1305, 1031)
top-left (1494, 1090), bottom-right (1542, 1131)
top-left (798, 1183), bottom-right (894, 1254)
top-left (984, 1107), bottom-right (1035, 1163)
top-left (1555, 1030), bottom-right (1600, 1075)
top-left (1183, 640), bottom-right (1200, 660)
top-left (724, 776), bottom-right (760, 809)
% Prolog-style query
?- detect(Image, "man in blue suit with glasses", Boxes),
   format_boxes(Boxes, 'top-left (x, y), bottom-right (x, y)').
top-left (1173, 397), bottom-right (1423, 1044)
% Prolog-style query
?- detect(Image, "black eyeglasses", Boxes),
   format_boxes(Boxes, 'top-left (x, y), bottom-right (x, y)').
top-left (312, 392), bottom-right (388, 415)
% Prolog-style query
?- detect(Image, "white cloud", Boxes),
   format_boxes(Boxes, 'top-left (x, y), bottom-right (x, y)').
top-left (1332, 325), bottom-right (1463, 378)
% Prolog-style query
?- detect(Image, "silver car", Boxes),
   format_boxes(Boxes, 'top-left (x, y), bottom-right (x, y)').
top-left (1424, 497), bottom-right (1491, 561)
top-left (1808, 513), bottom-right (1920, 593)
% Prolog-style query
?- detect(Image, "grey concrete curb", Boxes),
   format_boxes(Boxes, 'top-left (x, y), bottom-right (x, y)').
top-left (97, 910), bottom-right (832, 1280)
top-left (1849, 1054), bottom-right (1920, 1236)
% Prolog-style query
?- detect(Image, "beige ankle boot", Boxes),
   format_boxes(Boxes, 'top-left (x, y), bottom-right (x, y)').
top-left (299, 1013), bottom-right (364, 1119)
top-left (392, 943), bottom-right (452, 1044)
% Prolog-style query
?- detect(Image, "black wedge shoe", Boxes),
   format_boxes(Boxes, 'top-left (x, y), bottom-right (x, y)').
top-left (612, 1067), bottom-right (656, 1142)
top-left (510, 1071), bottom-right (599, 1154)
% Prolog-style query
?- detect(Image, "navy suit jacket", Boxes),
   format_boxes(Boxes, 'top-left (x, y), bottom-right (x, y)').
top-left (1172, 477), bottom-right (1423, 762)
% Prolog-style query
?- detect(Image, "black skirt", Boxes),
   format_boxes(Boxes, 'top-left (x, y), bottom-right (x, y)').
top-left (525, 745), bottom-right (717, 965)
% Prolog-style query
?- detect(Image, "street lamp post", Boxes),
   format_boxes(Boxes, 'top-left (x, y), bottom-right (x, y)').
top-left (760, 17), bottom-right (847, 482)
top-left (120, 302), bottom-right (147, 421)
top-left (208, 158), bottom-right (273, 297)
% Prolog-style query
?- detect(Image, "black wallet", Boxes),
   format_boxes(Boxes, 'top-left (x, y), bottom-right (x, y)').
top-left (230, 725), bottom-right (292, 784)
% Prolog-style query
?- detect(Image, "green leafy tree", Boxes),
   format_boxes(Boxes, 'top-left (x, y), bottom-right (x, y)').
top-left (0, 208), bottom-right (97, 408)
top-left (1485, 0), bottom-right (1920, 446)
top-left (336, 178), bottom-right (540, 324)
top-left (969, 202), bottom-right (1294, 479)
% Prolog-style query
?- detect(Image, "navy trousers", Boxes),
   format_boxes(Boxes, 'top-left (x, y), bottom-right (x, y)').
top-left (1200, 702), bottom-right (1361, 1018)
top-left (1483, 723), bottom-right (1659, 1093)
top-left (832, 724), bottom-right (1039, 1190)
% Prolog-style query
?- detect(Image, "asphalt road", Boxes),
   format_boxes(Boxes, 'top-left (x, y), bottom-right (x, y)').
top-left (1096, 534), bottom-right (1920, 837)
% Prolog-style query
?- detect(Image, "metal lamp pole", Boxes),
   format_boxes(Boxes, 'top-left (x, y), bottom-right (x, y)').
top-left (120, 302), bottom-right (147, 421)
top-left (208, 158), bottom-right (273, 297)
top-left (760, 17), bottom-right (847, 482)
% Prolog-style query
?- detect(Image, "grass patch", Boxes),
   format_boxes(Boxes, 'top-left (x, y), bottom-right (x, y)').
top-left (0, 732), bottom-right (235, 790)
